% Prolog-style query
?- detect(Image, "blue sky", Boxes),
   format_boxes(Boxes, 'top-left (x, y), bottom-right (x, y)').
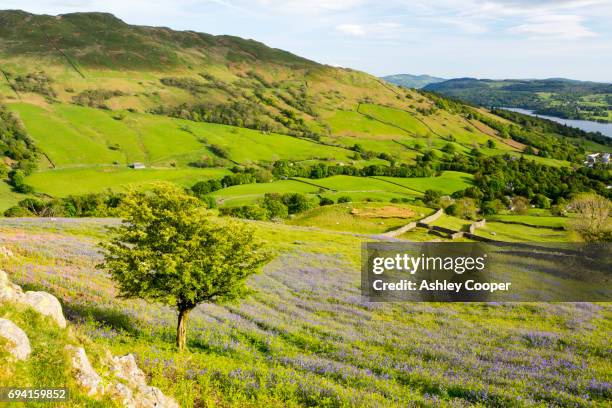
top-left (5, 0), bottom-right (612, 81)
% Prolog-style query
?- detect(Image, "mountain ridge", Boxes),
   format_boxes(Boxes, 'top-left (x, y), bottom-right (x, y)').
top-left (382, 74), bottom-right (446, 89)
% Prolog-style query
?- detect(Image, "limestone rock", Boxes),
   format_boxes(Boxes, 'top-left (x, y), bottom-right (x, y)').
top-left (0, 270), bottom-right (24, 302)
top-left (65, 345), bottom-right (104, 396)
top-left (23, 291), bottom-right (66, 328)
top-left (110, 354), bottom-right (148, 387)
top-left (136, 385), bottom-right (178, 408)
top-left (106, 381), bottom-right (135, 408)
top-left (0, 318), bottom-right (31, 360)
top-left (109, 353), bottom-right (179, 408)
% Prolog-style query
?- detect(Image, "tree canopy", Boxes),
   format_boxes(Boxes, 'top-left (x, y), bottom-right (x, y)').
top-left (99, 183), bottom-right (270, 349)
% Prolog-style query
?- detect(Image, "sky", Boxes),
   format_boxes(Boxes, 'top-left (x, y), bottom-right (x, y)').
top-left (3, 0), bottom-right (612, 82)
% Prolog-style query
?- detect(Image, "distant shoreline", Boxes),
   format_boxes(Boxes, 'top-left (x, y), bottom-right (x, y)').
top-left (501, 107), bottom-right (612, 138)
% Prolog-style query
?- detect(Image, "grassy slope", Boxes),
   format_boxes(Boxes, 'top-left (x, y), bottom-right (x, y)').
top-left (25, 167), bottom-right (230, 196)
top-left (0, 217), bottom-right (609, 407)
top-left (0, 303), bottom-right (117, 407)
top-left (3, 10), bottom-right (605, 211)
top-left (9, 103), bottom-right (356, 169)
top-left (212, 180), bottom-right (319, 207)
top-left (287, 202), bottom-right (433, 234)
top-left (375, 171), bottom-right (474, 194)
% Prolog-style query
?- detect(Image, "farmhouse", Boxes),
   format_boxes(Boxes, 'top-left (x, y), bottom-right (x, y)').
top-left (129, 162), bottom-right (146, 169)
top-left (584, 153), bottom-right (609, 167)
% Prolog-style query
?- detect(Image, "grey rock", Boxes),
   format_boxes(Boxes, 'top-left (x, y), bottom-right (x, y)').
top-left (23, 291), bottom-right (67, 328)
top-left (0, 318), bottom-right (31, 360)
top-left (108, 353), bottom-right (179, 408)
top-left (65, 345), bottom-right (103, 396)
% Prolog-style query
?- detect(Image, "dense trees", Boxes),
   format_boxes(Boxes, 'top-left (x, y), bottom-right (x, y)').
top-left (441, 154), bottom-right (611, 203)
top-left (220, 192), bottom-right (318, 221)
top-left (0, 105), bottom-right (38, 193)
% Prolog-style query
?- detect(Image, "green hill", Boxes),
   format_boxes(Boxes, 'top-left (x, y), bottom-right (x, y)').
top-left (382, 73), bottom-right (446, 89)
top-left (424, 77), bottom-right (612, 122)
top-left (0, 9), bottom-right (610, 218)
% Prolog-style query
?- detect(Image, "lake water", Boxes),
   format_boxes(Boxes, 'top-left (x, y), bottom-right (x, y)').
top-left (502, 107), bottom-right (612, 138)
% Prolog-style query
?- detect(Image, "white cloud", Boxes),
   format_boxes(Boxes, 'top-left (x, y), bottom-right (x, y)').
top-left (335, 22), bottom-right (402, 38)
top-left (509, 14), bottom-right (596, 39)
top-left (256, 0), bottom-right (366, 13)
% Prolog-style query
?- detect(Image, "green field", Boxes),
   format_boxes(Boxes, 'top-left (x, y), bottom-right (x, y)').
top-left (429, 214), bottom-right (472, 231)
top-left (489, 214), bottom-right (569, 229)
top-left (25, 166), bottom-right (230, 196)
top-left (211, 177), bottom-right (422, 208)
top-left (287, 202), bottom-right (433, 234)
top-left (0, 182), bottom-right (30, 211)
top-left (375, 171), bottom-right (474, 194)
top-left (357, 104), bottom-right (430, 135)
top-left (325, 110), bottom-right (411, 138)
top-left (475, 221), bottom-right (571, 242)
top-left (292, 175), bottom-right (420, 195)
top-left (8, 103), bottom-right (356, 168)
top-left (212, 180), bottom-right (320, 207)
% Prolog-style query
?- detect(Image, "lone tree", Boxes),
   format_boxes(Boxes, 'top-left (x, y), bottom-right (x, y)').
top-left (569, 193), bottom-right (612, 242)
top-left (99, 183), bottom-right (269, 350)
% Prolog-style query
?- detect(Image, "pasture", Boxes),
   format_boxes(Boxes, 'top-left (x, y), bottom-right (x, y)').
top-left (375, 171), bottom-right (474, 194)
top-left (8, 103), bottom-right (356, 168)
top-left (0, 217), bottom-right (608, 407)
top-left (287, 202), bottom-right (433, 234)
top-left (25, 166), bottom-right (229, 197)
top-left (475, 221), bottom-right (572, 242)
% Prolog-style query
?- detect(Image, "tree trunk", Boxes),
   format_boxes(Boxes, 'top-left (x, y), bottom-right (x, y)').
top-left (177, 308), bottom-right (191, 351)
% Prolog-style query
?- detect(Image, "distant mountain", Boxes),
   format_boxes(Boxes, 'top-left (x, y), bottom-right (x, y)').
top-left (424, 78), bottom-right (612, 122)
top-left (381, 74), bottom-right (446, 89)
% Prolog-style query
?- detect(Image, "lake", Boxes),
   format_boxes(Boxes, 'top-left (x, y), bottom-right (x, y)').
top-left (502, 107), bottom-right (612, 138)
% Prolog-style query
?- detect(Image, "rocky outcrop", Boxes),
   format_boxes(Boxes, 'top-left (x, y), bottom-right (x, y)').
top-left (0, 270), bottom-right (66, 328)
top-left (65, 348), bottom-right (180, 408)
top-left (65, 345), bottom-right (104, 396)
top-left (22, 291), bottom-right (67, 328)
top-left (0, 318), bottom-right (31, 360)
top-left (107, 353), bottom-right (180, 408)
top-left (1, 269), bottom-right (180, 407)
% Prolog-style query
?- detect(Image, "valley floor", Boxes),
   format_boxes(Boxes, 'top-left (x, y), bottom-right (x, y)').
top-left (0, 217), bottom-right (609, 407)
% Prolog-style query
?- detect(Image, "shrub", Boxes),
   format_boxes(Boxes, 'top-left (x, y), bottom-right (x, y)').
top-left (481, 199), bottom-right (505, 216)
top-left (569, 193), bottom-right (611, 242)
top-left (220, 205), bottom-right (269, 220)
top-left (447, 197), bottom-right (478, 220)
top-left (532, 194), bottom-right (551, 209)
top-left (283, 193), bottom-right (316, 214)
top-left (262, 194), bottom-right (289, 220)
top-left (319, 197), bottom-right (334, 206)
top-left (511, 196), bottom-right (530, 215)
top-left (423, 189), bottom-right (443, 207)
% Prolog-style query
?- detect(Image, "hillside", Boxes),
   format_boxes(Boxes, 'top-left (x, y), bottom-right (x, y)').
top-left (425, 77), bottom-right (612, 122)
top-left (0, 9), bottom-right (611, 408)
top-left (1, 217), bottom-right (610, 406)
top-left (0, 9), bottom-right (610, 222)
top-left (381, 73), bottom-right (446, 89)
